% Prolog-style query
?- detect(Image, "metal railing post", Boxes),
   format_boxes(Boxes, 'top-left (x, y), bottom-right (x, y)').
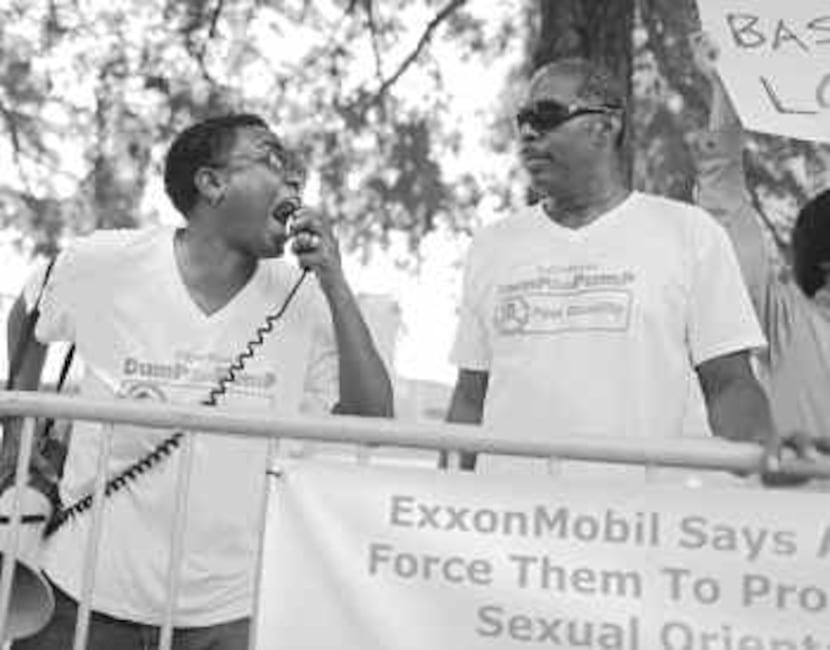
top-left (355, 445), bottom-right (371, 465)
top-left (158, 432), bottom-right (196, 650)
top-left (546, 457), bottom-right (562, 477)
top-left (0, 417), bottom-right (36, 643)
top-left (72, 422), bottom-right (115, 650)
top-left (247, 438), bottom-right (280, 650)
top-left (443, 450), bottom-right (461, 470)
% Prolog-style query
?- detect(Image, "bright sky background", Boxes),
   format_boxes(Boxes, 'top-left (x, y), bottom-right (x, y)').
top-left (0, 0), bottom-right (526, 387)
top-left (0, 189), bottom-right (472, 386)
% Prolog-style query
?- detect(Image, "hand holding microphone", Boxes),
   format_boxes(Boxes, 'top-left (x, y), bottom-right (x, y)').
top-left (289, 206), bottom-right (342, 280)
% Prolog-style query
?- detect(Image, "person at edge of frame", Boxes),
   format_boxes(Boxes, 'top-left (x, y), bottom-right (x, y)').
top-left (687, 31), bottom-right (830, 486)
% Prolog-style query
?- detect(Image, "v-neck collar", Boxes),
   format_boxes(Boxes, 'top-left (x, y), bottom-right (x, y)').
top-left (167, 229), bottom-right (263, 323)
top-left (533, 192), bottom-right (638, 242)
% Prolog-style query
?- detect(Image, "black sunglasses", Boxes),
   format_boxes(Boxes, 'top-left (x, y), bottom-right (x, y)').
top-left (516, 100), bottom-right (622, 133)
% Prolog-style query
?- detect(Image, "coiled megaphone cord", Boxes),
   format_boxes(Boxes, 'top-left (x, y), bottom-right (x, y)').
top-left (44, 268), bottom-right (309, 538)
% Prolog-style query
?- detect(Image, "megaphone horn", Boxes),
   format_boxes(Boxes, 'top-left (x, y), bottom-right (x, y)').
top-left (0, 486), bottom-right (56, 641)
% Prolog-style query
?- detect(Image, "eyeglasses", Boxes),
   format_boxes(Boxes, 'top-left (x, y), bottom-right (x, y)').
top-left (516, 100), bottom-right (622, 133)
top-left (218, 146), bottom-right (288, 174)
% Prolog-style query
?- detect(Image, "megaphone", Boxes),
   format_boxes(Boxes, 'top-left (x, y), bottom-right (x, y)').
top-left (0, 485), bottom-right (55, 641)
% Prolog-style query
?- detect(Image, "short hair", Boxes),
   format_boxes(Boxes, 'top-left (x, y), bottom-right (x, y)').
top-left (531, 57), bottom-right (626, 109)
top-left (530, 58), bottom-right (626, 150)
top-left (792, 188), bottom-right (830, 297)
top-left (163, 113), bottom-right (270, 217)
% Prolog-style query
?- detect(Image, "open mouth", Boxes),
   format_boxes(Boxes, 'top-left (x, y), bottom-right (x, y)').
top-left (271, 199), bottom-right (300, 225)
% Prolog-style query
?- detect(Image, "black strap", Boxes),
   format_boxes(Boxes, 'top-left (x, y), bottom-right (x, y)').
top-left (2, 256), bottom-right (72, 510)
top-left (4, 255), bottom-right (76, 463)
top-left (40, 345), bottom-right (76, 441)
top-left (5, 257), bottom-right (58, 391)
top-left (55, 345), bottom-right (76, 393)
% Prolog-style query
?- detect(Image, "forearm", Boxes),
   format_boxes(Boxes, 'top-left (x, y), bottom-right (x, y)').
top-left (691, 33), bottom-right (775, 314)
top-left (693, 129), bottom-right (772, 310)
top-left (447, 402), bottom-right (480, 470)
top-left (319, 275), bottom-right (394, 418)
top-left (691, 33), bottom-right (754, 227)
top-left (446, 391), bottom-right (483, 426)
top-left (446, 370), bottom-right (487, 470)
top-left (444, 398), bottom-right (479, 470)
top-left (705, 376), bottom-right (776, 445)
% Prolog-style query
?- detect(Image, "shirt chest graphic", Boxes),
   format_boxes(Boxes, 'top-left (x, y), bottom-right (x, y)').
top-left (491, 263), bottom-right (637, 337)
top-left (118, 348), bottom-right (280, 406)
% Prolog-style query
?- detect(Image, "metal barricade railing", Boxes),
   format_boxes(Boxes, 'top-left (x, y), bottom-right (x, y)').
top-left (1, 390), bottom-right (829, 649)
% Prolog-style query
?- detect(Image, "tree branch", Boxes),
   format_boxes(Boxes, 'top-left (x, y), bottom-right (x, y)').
top-left (363, 0), bottom-right (386, 88)
top-left (206, 0), bottom-right (224, 39)
top-left (190, 0), bottom-right (225, 84)
top-left (0, 101), bottom-right (35, 195)
top-left (368, 0), bottom-right (468, 104)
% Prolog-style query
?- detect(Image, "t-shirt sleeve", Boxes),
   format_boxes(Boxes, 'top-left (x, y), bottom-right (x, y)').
top-left (23, 250), bottom-right (79, 345)
top-left (687, 213), bottom-right (767, 366)
top-left (299, 289), bottom-right (339, 415)
top-left (449, 239), bottom-right (491, 371)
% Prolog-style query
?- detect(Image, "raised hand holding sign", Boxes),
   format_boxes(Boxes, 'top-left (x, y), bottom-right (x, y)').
top-left (696, 0), bottom-right (830, 142)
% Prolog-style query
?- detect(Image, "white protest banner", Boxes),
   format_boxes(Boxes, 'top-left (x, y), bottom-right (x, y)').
top-left (696, 0), bottom-right (830, 142)
top-left (254, 461), bottom-right (830, 650)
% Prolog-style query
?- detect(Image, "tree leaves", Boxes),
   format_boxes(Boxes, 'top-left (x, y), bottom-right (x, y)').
top-left (0, 0), bottom-right (495, 261)
top-left (1, 0), bottom-right (826, 266)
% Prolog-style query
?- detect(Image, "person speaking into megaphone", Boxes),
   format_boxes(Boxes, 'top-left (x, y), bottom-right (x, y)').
top-left (5, 113), bottom-right (393, 650)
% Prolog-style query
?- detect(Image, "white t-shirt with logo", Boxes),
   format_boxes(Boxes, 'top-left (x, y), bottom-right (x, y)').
top-left (450, 192), bottom-right (766, 476)
top-left (26, 226), bottom-right (338, 625)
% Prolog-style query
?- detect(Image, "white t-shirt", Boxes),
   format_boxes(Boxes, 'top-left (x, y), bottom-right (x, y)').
top-left (25, 226), bottom-right (338, 625)
top-left (450, 192), bottom-right (766, 476)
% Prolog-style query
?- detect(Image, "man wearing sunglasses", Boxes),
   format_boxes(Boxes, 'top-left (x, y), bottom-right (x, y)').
top-left (5, 113), bottom-right (393, 649)
top-left (447, 57), bottom-right (779, 480)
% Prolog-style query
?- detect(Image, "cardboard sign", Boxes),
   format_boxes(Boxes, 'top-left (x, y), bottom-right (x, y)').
top-left (697, 0), bottom-right (830, 142)
top-left (254, 461), bottom-right (830, 650)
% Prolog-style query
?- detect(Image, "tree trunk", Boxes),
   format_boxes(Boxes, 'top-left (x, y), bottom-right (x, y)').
top-left (528, 0), bottom-right (635, 185)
